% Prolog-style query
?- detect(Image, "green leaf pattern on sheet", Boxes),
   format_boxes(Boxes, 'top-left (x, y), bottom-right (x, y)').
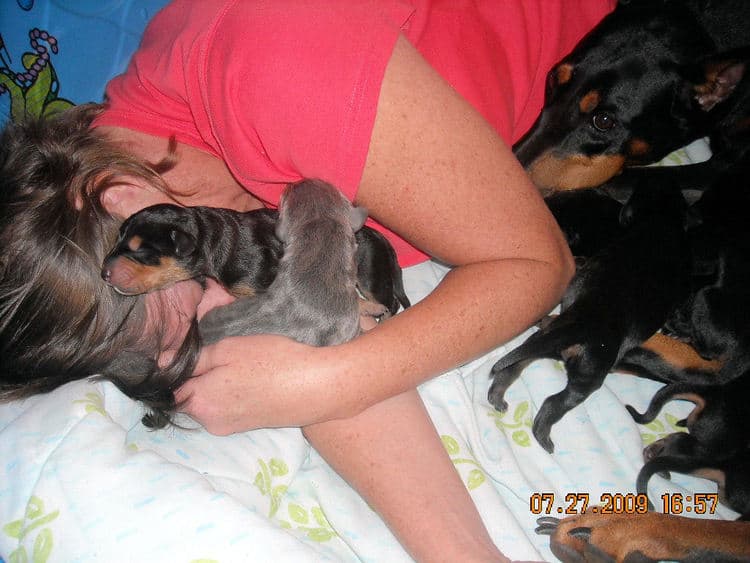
top-left (2, 496), bottom-right (59, 563)
top-left (487, 401), bottom-right (534, 447)
top-left (72, 391), bottom-right (107, 417)
top-left (254, 458), bottom-right (290, 519)
top-left (637, 412), bottom-right (687, 445)
top-left (660, 146), bottom-right (692, 166)
top-left (279, 504), bottom-right (336, 542)
top-left (441, 435), bottom-right (486, 490)
top-left (254, 458), bottom-right (337, 542)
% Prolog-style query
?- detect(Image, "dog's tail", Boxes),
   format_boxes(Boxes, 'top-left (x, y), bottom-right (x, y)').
top-left (636, 453), bottom-right (718, 510)
top-left (626, 382), bottom-right (705, 425)
top-left (491, 318), bottom-right (582, 375)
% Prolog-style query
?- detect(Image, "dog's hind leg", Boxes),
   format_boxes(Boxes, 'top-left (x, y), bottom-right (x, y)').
top-left (532, 348), bottom-right (611, 453)
top-left (532, 385), bottom-right (597, 454)
top-left (488, 358), bottom-right (537, 412)
top-left (488, 323), bottom-right (577, 412)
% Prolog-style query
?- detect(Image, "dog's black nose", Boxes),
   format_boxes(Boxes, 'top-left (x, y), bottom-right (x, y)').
top-left (101, 268), bottom-right (111, 283)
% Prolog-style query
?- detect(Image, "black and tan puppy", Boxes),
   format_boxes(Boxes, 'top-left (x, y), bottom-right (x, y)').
top-left (627, 367), bottom-right (750, 519)
top-left (537, 366), bottom-right (750, 557)
top-left (543, 187), bottom-right (624, 258)
top-left (103, 205), bottom-right (281, 298)
top-left (515, 0), bottom-right (749, 192)
top-left (488, 182), bottom-right (691, 452)
top-left (102, 192), bottom-right (410, 317)
top-left (198, 180), bottom-right (387, 346)
top-left (353, 226), bottom-right (410, 317)
top-left (635, 438), bottom-right (750, 520)
top-left (642, 163), bottom-right (750, 385)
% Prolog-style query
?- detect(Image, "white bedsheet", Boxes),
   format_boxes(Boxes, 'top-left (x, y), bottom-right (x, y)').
top-left (0, 140), bottom-right (734, 563)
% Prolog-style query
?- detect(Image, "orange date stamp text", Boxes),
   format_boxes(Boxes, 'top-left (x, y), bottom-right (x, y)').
top-left (529, 492), bottom-right (719, 516)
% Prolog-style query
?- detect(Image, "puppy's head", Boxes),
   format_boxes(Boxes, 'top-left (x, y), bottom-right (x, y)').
top-left (275, 179), bottom-right (366, 243)
top-left (515, 3), bottom-right (747, 193)
top-left (102, 204), bottom-right (199, 295)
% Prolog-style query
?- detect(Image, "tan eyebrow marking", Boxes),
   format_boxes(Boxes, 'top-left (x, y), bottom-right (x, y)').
top-left (556, 63), bottom-right (574, 85)
top-left (579, 90), bottom-right (600, 113)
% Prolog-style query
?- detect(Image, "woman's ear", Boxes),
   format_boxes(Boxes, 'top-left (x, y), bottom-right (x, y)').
top-left (100, 182), bottom-right (171, 219)
top-left (100, 184), bottom-right (134, 217)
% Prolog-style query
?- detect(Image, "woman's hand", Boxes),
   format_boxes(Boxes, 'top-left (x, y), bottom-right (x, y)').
top-left (174, 334), bottom-right (343, 434)
top-left (175, 278), bottom-right (385, 434)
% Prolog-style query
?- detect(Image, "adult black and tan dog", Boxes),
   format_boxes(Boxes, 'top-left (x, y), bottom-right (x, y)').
top-left (629, 371), bottom-right (750, 519)
top-left (515, 0), bottom-right (749, 193)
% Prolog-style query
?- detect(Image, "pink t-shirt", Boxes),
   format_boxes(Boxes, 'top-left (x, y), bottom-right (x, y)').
top-left (94, 0), bottom-right (615, 266)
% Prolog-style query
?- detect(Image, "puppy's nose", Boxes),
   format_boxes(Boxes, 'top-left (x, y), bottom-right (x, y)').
top-left (101, 268), bottom-right (111, 283)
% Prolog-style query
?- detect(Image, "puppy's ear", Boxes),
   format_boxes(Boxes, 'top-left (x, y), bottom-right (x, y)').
top-left (170, 229), bottom-right (196, 257)
top-left (274, 217), bottom-right (289, 243)
top-left (349, 206), bottom-right (368, 232)
top-left (692, 51), bottom-right (747, 112)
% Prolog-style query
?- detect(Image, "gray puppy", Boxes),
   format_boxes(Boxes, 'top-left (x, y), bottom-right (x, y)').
top-left (199, 179), bottom-right (388, 346)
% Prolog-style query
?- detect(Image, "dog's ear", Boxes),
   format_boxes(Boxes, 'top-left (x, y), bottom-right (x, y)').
top-left (274, 216), bottom-right (289, 243)
top-left (349, 206), bottom-right (368, 232)
top-left (170, 229), bottom-right (196, 257)
top-left (692, 52), bottom-right (748, 112)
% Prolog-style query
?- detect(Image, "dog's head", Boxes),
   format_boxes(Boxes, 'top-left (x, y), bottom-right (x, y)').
top-left (515, 2), bottom-right (748, 193)
top-left (102, 204), bottom-right (199, 295)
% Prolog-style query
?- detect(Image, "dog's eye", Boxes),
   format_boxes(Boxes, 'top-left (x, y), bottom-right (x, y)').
top-left (592, 111), bottom-right (616, 131)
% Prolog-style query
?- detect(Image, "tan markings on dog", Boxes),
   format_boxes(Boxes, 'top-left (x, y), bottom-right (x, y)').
top-left (126, 235), bottom-right (143, 252)
top-left (627, 137), bottom-right (651, 157)
top-left (551, 512), bottom-right (750, 561)
top-left (579, 90), bottom-right (600, 113)
top-left (670, 392), bottom-right (706, 426)
top-left (110, 256), bottom-right (192, 294)
top-left (692, 467), bottom-right (726, 490)
top-left (561, 343), bottom-right (583, 362)
top-left (556, 63), bottom-right (574, 85)
top-left (527, 152), bottom-right (625, 191)
top-left (640, 333), bottom-right (722, 372)
top-left (228, 283), bottom-right (256, 298)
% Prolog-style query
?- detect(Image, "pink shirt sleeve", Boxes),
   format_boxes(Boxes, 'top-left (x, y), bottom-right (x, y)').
top-left (198, 1), bottom-right (414, 203)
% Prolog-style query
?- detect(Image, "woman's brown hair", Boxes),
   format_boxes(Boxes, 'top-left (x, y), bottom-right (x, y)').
top-left (0, 104), bottom-right (199, 427)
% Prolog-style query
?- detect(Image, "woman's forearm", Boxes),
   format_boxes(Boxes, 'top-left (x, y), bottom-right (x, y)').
top-left (306, 35), bottom-right (576, 422)
top-left (317, 253), bottom-right (572, 421)
top-left (302, 389), bottom-right (509, 562)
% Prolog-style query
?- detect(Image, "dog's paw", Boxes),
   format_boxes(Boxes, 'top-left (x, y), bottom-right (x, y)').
top-left (547, 512), bottom-right (635, 563)
top-left (487, 381), bottom-right (509, 412)
top-left (532, 418), bottom-right (555, 453)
